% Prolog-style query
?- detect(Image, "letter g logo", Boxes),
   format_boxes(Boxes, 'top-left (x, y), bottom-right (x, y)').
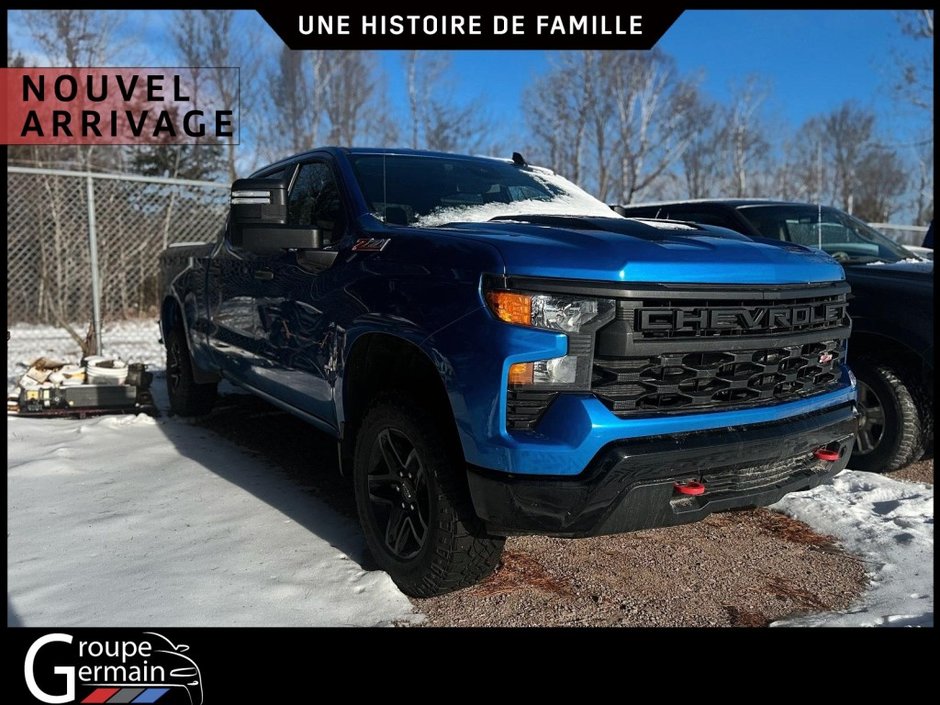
top-left (24, 633), bottom-right (74, 704)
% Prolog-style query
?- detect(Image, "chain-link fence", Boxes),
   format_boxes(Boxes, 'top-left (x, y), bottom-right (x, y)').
top-left (7, 166), bottom-right (228, 383)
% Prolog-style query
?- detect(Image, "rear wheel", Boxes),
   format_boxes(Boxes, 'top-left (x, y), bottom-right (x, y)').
top-left (848, 356), bottom-right (929, 473)
top-left (353, 396), bottom-right (504, 597)
top-left (164, 320), bottom-right (217, 416)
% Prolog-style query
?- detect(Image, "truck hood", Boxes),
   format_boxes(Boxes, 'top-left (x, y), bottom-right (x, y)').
top-left (436, 216), bottom-right (845, 284)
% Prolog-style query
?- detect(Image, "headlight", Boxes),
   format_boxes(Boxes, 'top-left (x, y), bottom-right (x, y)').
top-left (485, 287), bottom-right (615, 392)
top-left (485, 290), bottom-right (613, 334)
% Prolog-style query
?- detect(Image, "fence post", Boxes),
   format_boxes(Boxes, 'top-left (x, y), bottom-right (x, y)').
top-left (85, 175), bottom-right (103, 356)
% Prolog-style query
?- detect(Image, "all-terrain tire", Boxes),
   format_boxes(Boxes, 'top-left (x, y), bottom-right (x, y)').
top-left (353, 395), bottom-right (504, 597)
top-left (848, 355), bottom-right (931, 473)
top-left (164, 320), bottom-right (217, 417)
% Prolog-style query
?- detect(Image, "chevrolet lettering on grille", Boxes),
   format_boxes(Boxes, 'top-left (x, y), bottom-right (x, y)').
top-left (637, 303), bottom-right (848, 334)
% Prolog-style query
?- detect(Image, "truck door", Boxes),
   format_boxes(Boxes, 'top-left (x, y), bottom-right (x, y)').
top-left (253, 159), bottom-right (347, 425)
top-left (206, 166), bottom-right (292, 392)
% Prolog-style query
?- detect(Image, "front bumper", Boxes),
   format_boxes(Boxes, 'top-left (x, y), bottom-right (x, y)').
top-left (468, 402), bottom-right (857, 537)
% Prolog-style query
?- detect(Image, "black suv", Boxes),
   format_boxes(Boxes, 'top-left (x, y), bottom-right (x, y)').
top-left (614, 199), bottom-right (933, 473)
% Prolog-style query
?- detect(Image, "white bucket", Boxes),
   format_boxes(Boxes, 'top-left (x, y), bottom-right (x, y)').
top-left (85, 358), bottom-right (128, 385)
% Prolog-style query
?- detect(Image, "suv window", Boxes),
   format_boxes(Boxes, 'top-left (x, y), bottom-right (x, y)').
top-left (736, 204), bottom-right (911, 263)
top-left (668, 209), bottom-right (735, 228)
top-left (288, 162), bottom-right (344, 244)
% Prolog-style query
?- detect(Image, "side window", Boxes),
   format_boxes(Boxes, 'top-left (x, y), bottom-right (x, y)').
top-left (288, 162), bottom-right (345, 245)
top-left (670, 209), bottom-right (735, 229)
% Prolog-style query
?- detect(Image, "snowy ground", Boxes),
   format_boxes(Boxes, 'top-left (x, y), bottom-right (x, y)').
top-left (6, 321), bottom-right (934, 627)
top-left (771, 472), bottom-right (933, 627)
top-left (7, 410), bottom-right (422, 627)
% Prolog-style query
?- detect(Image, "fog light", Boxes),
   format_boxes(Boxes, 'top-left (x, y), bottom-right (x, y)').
top-left (533, 355), bottom-right (578, 385)
top-left (510, 356), bottom-right (578, 387)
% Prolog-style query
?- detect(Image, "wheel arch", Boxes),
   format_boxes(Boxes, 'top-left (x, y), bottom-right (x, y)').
top-left (339, 331), bottom-right (462, 475)
top-left (848, 331), bottom-right (927, 379)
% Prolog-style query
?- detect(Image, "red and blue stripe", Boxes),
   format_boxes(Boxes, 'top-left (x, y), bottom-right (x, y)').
top-left (82, 687), bottom-right (170, 703)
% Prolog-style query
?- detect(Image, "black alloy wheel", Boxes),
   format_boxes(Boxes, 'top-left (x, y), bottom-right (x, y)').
top-left (366, 428), bottom-right (430, 560)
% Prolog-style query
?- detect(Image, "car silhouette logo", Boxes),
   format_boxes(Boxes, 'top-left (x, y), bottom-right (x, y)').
top-left (819, 352), bottom-right (834, 364)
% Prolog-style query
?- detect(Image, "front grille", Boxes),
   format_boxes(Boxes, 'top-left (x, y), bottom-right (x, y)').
top-left (594, 339), bottom-right (844, 415)
top-left (507, 390), bottom-right (557, 430)
top-left (624, 288), bottom-right (849, 340)
top-left (591, 282), bottom-right (850, 418)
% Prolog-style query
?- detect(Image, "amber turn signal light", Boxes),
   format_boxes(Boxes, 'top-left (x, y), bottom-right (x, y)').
top-left (485, 290), bottom-right (532, 326)
top-left (509, 362), bottom-right (534, 386)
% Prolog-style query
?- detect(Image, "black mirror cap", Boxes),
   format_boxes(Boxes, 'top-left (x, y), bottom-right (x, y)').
top-left (230, 178), bottom-right (288, 245)
top-left (242, 227), bottom-right (323, 254)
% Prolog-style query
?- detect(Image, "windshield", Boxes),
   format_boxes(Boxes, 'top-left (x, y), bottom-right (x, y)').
top-left (349, 154), bottom-right (616, 227)
top-left (735, 204), bottom-right (914, 264)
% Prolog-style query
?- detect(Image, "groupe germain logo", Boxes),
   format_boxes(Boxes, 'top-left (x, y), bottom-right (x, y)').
top-left (24, 632), bottom-right (202, 705)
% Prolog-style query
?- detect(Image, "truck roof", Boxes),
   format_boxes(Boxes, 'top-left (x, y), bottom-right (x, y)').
top-left (256, 146), bottom-right (527, 177)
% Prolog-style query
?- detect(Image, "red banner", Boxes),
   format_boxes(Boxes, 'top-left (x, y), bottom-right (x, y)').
top-left (0, 67), bottom-right (239, 145)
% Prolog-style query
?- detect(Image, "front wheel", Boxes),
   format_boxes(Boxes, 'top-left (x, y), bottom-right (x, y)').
top-left (353, 396), bottom-right (504, 597)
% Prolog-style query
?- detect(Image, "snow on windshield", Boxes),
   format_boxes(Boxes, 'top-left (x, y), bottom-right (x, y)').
top-left (414, 168), bottom-right (617, 227)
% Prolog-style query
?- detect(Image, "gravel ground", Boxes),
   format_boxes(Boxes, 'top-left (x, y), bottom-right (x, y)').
top-left (411, 509), bottom-right (866, 627)
top-left (885, 455), bottom-right (934, 485)
top-left (193, 391), bottom-right (929, 628)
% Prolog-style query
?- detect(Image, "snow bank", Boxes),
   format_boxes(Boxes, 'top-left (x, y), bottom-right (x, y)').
top-left (771, 470), bottom-right (933, 627)
top-left (7, 413), bottom-right (421, 627)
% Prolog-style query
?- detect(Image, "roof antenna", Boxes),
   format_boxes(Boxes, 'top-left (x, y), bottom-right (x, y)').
top-left (512, 151), bottom-right (527, 166)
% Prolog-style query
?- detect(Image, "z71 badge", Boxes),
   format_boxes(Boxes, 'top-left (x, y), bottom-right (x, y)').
top-left (352, 238), bottom-right (390, 252)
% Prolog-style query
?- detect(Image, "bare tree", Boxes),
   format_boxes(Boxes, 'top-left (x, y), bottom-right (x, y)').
top-left (16, 10), bottom-right (126, 172)
top-left (170, 11), bottom-right (250, 181)
top-left (716, 76), bottom-right (770, 197)
top-left (525, 54), bottom-right (592, 187)
top-left (853, 147), bottom-right (908, 222)
top-left (525, 50), bottom-right (700, 202)
top-left (322, 52), bottom-right (375, 146)
top-left (22, 9), bottom-right (121, 67)
top-left (821, 102), bottom-right (876, 213)
top-left (894, 10), bottom-right (934, 111)
top-left (401, 51), bottom-right (492, 153)
top-left (678, 98), bottom-right (720, 199)
top-left (892, 10), bottom-right (933, 224)
top-left (266, 47), bottom-right (316, 156)
top-left (610, 51), bottom-right (701, 203)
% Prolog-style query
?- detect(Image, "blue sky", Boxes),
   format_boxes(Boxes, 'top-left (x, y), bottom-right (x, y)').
top-left (372, 10), bottom-right (928, 146)
top-left (7, 9), bottom-right (932, 153)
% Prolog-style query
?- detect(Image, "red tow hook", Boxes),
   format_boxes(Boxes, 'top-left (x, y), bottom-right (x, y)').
top-left (813, 448), bottom-right (841, 462)
top-left (674, 480), bottom-right (706, 496)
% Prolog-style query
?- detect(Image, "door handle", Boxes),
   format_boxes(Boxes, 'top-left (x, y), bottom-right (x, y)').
top-left (254, 269), bottom-right (274, 281)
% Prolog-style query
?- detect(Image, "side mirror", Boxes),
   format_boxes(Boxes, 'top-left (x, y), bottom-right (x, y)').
top-left (229, 177), bottom-right (324, 253)
top-left (231, 178), bottom-right (287, 230)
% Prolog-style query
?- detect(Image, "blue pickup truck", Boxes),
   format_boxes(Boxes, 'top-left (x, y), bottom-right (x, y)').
top-left (160, 148), bottom-right (858, 596)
